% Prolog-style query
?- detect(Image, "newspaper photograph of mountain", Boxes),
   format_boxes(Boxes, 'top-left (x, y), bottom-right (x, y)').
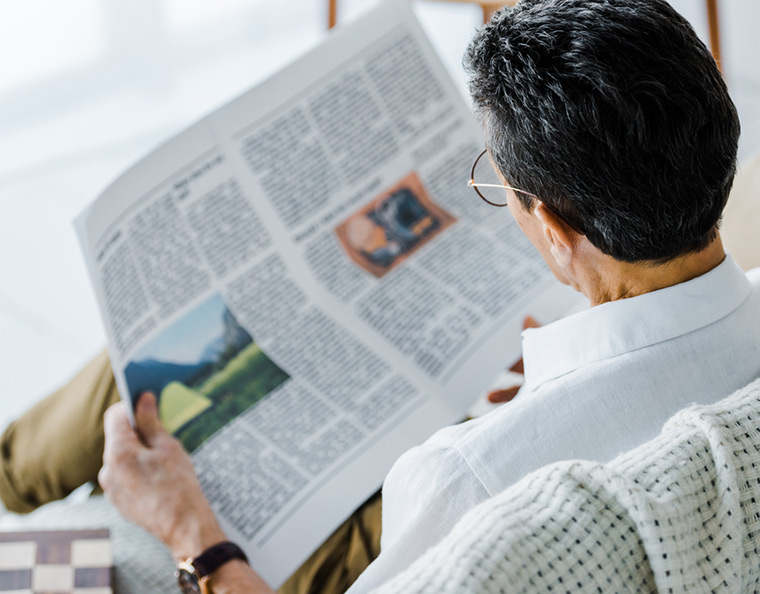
top-left (123, 293), bottom-right (290, 452)
top-left (335, 172), bottom-right (457, 278)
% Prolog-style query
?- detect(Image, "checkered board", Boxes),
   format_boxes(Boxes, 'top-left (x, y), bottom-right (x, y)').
top-left (0, 529), bottom-right (112, 594)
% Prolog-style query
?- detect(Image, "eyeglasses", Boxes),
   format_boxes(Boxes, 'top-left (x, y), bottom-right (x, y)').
top-left (468, 149), bottom-right (539, 207)
top-left (468, 148), bottom-right (585, 235)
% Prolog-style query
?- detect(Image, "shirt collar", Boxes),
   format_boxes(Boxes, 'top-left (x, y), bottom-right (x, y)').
top-left (522, 254), bottom-right (752, 390)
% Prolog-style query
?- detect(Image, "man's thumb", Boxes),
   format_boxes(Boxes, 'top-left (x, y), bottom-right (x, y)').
top-left (135, 392), bottom-right (166, 446)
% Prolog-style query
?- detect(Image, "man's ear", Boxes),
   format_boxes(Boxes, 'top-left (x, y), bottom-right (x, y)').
top-left (533, 202), bottom-right (576, 268)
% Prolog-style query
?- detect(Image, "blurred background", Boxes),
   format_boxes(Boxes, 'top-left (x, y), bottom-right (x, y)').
top-left (1, 0), bottom-right (759, 430)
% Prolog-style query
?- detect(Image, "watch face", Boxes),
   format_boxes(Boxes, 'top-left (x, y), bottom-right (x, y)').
top-left (177, 568), bottom-right (202, 594)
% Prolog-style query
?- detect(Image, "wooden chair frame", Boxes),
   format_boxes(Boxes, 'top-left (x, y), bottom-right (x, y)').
top-left (326, 0), bottom-right (722, 71)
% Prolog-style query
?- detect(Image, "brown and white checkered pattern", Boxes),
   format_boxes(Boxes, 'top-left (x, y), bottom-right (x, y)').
top-left (0, 529), bottom-right (111, 594)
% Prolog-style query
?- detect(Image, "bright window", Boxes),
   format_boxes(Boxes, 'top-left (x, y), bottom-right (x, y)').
top-left (0, 0), bottom-right (106, 94)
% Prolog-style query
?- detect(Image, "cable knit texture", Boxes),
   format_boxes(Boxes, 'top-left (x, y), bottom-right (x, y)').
top-left (370, 377), bottom-right (760, 594)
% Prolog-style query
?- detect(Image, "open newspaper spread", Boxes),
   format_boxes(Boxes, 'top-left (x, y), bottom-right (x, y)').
top-left (75, 0), bottom-right (581, 587)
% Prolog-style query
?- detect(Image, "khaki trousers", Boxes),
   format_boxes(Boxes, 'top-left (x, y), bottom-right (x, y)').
top-left (0, 349), bottom-right (381, 594)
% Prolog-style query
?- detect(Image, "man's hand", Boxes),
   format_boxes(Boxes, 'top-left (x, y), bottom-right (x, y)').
top-left (100, 393), bottom-right (275, 593)
top-left (486, 316), bottom-right (541, 404)
top-left (99, 393), bottom-right (226, 561)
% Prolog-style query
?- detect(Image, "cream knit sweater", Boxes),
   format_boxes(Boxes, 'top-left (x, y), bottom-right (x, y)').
top-left (371, 377), bottom-right (760, 593)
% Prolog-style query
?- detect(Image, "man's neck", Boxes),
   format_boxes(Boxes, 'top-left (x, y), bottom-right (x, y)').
top-left (582, 236), bottom-right (726, 306)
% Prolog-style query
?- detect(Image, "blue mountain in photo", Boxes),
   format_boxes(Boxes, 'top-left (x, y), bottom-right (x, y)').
top-left (222, 307), bottom-right (252, 352)
top-left (200, 335), bottom-right (226, 363)
top-left (124, 359), bottom-right (206, 402)
top-left (124, 305), bottom-right (253, 403)
top-left (198, 308), bottom-right (252, 362)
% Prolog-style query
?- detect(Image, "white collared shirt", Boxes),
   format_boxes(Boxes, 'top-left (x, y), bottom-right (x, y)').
top-left (350, 255), bottom-right (760, 593)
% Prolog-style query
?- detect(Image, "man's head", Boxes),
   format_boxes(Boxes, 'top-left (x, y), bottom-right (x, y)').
top-left (465, 0), bottom-right (740, 266)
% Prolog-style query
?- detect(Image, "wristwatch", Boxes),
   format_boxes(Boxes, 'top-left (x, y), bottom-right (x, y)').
top-left (176, 541), bottom-right (249, 594)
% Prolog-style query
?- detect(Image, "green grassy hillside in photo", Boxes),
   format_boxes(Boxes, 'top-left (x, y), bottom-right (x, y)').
top-left (173, 341), bottom-right (290, 452)
top-left (125, 294), bottom-right (290, 453)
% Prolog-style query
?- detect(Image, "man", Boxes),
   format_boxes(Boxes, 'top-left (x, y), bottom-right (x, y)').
top-left (3, 0), bottom-right (760, 592)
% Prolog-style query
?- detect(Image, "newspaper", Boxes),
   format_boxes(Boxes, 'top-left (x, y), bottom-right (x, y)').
top-left (75, 0), bottom-right (581, 587)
